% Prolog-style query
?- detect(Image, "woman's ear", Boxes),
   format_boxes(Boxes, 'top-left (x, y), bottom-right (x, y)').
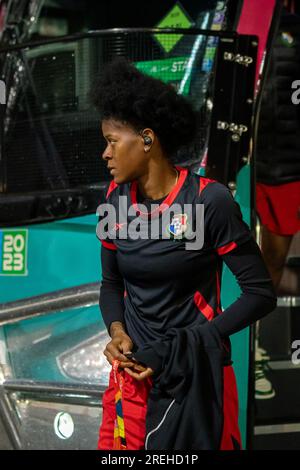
top-left (140, 128), bottom-right (155, 152)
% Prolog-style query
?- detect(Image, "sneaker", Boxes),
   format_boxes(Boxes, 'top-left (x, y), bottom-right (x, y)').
top-left (255, 361), bottom-right (275, 400)
top-left (255, 346), bottom-right (270, 362)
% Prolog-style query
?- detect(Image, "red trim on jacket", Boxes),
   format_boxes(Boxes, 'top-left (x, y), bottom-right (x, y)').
top-left (106, 180), bottom-right (118, 199)
top-left (194, 290), bottom-right (214, 321)
top-left (130, 166), bottom-right (188, 218)
top-left (217, 241), bottom-right (237, 256)
top-left (101, 240), bottom-right (117, 251)
top-left (199, 177), bottom-right (216, 195)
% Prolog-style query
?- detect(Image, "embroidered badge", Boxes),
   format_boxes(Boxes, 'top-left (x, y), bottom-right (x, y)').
top-left (166, 213), bottom-right (188, 239)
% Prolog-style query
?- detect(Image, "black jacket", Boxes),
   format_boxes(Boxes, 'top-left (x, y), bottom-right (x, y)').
top-left (134, 322), bottom-right (225, 450)
top-left (256, 11), bottom-right (300, 184)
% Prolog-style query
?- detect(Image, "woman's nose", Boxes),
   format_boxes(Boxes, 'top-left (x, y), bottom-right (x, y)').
top-left (102, 146), bottom-right (111, 161)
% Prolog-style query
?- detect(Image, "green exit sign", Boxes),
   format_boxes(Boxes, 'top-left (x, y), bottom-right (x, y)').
top-left (154, 2), bottom-right (193, 53)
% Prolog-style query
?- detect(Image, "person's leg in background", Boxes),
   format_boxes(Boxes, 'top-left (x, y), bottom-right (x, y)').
top-left (254, 227), bottom-right (293, 399)
top-left (255, 226), bottom-right (293, 399)
top-left (260, 225), bottom-right (293, 292)
top-left (255, 181), bottom-right (299, 399)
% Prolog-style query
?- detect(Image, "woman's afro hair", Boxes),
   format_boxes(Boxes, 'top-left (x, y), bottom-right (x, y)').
top-left (90, 58), bottom-right (200, 158)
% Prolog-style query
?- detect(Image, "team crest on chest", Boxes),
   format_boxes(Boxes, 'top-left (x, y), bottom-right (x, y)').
top-left (167, 213), bottom-right (188, 239)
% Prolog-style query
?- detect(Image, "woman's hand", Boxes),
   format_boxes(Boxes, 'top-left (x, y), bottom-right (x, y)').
top-left (104, 322), bottom-right (154, 380)
top-left (104, 322), bottom-right (135, 369)
top-left (124, 363), bottom-right (154, 381)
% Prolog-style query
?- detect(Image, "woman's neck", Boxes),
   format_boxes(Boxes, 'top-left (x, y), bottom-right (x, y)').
top-left (137, 160), bottom-right (179, 200)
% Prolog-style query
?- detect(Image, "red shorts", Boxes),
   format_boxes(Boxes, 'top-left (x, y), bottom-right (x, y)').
top-left (98, 365), bottom-right (242, 450)
top-left (256, 181), bottom-right (300, 236)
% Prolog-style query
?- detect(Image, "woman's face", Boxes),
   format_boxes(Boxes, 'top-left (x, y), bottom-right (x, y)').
top-left (101, 119), bottom-right (148, 184)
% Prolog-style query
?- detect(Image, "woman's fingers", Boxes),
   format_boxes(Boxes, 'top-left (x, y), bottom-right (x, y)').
top-left (131, 363), bottom-right (147, 372)
top-left (104, 338), bottom-right (150, 374)
top-left (124, 367), bottom-right (153, 381)
top-left (119, 360), bottom-right (135, 368)
top-left (104, 342), bottom-right (131, 364)
top-left (104, 345), bottom-right (135, 368)
top-left (104, 345), bottom-right (153, 376)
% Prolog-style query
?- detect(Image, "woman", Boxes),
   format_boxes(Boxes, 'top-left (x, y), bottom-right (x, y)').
top-left (92, 59), bottom-right (277, 450)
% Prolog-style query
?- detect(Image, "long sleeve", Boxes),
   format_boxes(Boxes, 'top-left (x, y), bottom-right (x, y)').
top-left (99, 246), bottom-right (125, 334)
top-left (201, 181), bottom-right (277, 338)
top-left (211, 238), bottom-right (277, 338)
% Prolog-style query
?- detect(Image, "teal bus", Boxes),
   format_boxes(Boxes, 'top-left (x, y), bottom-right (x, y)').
top-left (0, 0), bottom-right (279, 449)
